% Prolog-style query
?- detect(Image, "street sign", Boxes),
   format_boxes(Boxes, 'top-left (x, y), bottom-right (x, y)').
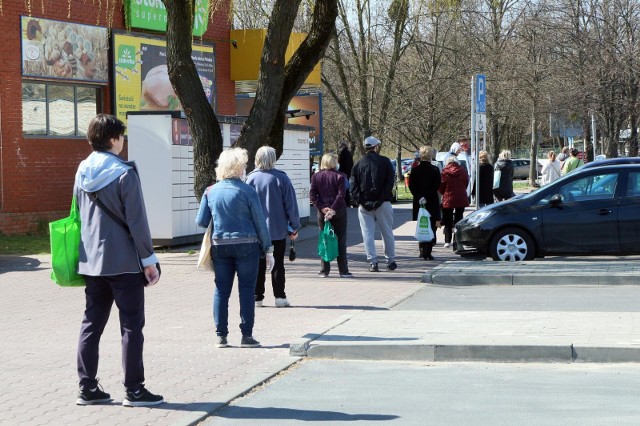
top-left (476, 113), bottom-right (486, 132)
top-left (475, 74), bottom-right (486, 113)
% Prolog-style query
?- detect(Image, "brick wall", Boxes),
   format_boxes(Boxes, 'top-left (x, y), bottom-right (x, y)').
top-left (0, 0), bottom-right (233, 235)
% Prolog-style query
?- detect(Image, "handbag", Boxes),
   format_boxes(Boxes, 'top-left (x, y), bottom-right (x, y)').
top-left (197, 223), bottom-right (213, 270)
top-left (414, 207), bottom-right (435, 242)
top-left (317, 221), bottom-right (339, 262)
top-left (492, 170), bottom-right (502, 189)
top-left (49, 196), bottom-right (85, 287)
top-left (289, 239), bottom-right (296, 261)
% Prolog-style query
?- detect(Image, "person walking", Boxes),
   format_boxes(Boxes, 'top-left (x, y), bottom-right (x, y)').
top-left (74, 114), bottom-right (164, 407)
top-left (337, 141), bottom-right (354, 206)
top-left (561, 148), bottom-right (584, 176)
top-left (493, 149), bottom-right (515, 202)
top-left (196, 147), bottom-right (273, 349)
top-left (310, 153), bottom-right (352, 277)
top-left (439, 155), bottom-right (469, 248)
top-left (472, 150), bottom-right (495, 208)
top-left (349, 136), bottom-right (397, 272)
top-left (541, 150), bottom-right (562, 185)
top-left (246, 146), bottom-right (301, 308)
top-left (408, 146), bottom-right (441, 260)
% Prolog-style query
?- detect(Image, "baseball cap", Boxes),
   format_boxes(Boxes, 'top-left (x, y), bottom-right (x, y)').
top-left (364, 136), bottom-right (381, 148)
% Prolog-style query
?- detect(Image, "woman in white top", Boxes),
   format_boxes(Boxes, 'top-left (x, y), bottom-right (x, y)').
top-left (541, 151), bottom-right (562, 185)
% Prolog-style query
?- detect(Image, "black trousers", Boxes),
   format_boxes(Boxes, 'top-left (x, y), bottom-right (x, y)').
top-left (442, 207), bottom-right (465, 244)
top-left (256, 238), bottom-right (287, 301)
top-left (317, 210), bottom-right (349, 275)
top-left (77, 273), bottom-right (146, 391)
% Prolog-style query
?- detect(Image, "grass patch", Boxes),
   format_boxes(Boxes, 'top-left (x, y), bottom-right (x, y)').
top-left (396, 184), bottom-right (414, 201)
top-left (0, 234), bottom-right (50, 256)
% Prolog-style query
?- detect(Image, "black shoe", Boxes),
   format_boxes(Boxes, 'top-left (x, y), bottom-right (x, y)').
top-left (123, 385), bottom-right (164, 407)
top-left (241, 336), bottom-right (261, 347)
top-left (369, 263), bottom-right (379, 272)
top-left (386, 261), bottom-right (398, 271)
top-left (425, 255), bottom-right (435, 260)
top-left (76, 383), bottom-right (112, 406)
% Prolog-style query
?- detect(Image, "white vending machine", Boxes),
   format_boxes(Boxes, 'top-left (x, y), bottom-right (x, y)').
top-left (127, 111), bottom-right (310, 245)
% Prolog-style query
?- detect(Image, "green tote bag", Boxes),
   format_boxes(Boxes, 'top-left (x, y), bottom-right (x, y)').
top-left (49, 196), bottom-right (85, 287)
top-left (318, 221), bottom-right (339, 262)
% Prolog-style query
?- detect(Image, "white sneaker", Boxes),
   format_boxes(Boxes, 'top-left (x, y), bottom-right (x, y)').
top-left (255, 301), bottom-right (263, 307)
top-left (275, 298), bottom-right (290, 308)
top-left (443, 243), bottom-right (451, 248)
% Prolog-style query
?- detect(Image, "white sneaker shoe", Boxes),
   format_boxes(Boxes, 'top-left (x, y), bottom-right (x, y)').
top-left (275, 298), bottom-right (290, 308)
top-left (443, 243), bottom-right (451, 248)
top-left (255, 301), bottom-right (263, 307)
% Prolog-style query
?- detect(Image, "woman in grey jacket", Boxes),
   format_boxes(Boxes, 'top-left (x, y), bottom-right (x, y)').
top-left (74, 114), bottom-right (163, 407)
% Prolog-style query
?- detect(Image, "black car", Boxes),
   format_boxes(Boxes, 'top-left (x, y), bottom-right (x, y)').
top-left (454, 163), bottom-right (640, 261)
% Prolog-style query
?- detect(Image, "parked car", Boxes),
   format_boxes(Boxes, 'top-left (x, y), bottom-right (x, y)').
top-left (454, 162), bottom-right (640, 261)
top-left (401, 158), bottom-right (414, 176)
top-left (580, 157), bottom-right (640, 170)
top-left (512, 158), bottom-right (542, 180)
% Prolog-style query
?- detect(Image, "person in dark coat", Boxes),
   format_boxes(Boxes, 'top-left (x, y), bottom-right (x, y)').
top-left (439, 155), bottom-right (469, 248)
top-left (471, 150), bottom-right (495, 208)
top-left (408, 146), bottom-right (441, 260)
top-left (337, 141), bottom-right (354, 206)
top-left (493, 149), bottom-right (515, 201)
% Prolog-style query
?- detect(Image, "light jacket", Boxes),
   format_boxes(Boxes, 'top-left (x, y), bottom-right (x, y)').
top-left (74, 151), bottom-right (158, 276)
top-left (195, 178), bottom-right (272, 254)
top-left (541, 159), bottom-right (562, 185)
top-left (245, 168), bottom-right (301, 241)
top-left (562, 157), bottom-right (584, 175)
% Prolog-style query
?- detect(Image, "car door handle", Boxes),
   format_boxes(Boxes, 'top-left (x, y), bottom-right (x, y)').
top-left (597, 208), bottom-right (612, 215)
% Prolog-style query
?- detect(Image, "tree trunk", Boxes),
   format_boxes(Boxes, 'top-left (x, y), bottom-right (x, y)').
top-left (163, 0), bottom-right (222, 201)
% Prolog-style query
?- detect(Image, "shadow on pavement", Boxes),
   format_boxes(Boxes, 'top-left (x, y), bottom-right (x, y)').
top-left (306, 333), bottom-right (418, 342)
top-left (215, 406), bottom-right (399, 421)
top-left (0, 256), bottom-right (42, 274)
top-left (291, 305), bottom-right (389, 311)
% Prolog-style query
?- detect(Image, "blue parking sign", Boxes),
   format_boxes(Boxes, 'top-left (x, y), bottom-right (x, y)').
top-left (475, 74), bottom-right (486, 113)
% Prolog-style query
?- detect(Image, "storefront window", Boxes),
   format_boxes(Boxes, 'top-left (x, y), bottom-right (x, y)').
top-left (22, 82), bottom-right (100, 137)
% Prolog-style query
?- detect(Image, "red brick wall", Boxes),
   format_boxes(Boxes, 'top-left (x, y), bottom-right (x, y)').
top-left (0, 1), bottom-right (233, 235)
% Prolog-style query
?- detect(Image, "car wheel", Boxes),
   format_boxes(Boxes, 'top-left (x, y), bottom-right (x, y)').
top-left (489, 227), bottom-right (535, 261)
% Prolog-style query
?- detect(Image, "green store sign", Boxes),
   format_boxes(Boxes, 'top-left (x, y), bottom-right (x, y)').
top-left (126, 0), bottom-right (210, 37)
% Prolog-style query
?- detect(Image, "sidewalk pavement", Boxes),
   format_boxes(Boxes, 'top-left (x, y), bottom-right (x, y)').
top-left (2, 202), bottom-right (640, 425)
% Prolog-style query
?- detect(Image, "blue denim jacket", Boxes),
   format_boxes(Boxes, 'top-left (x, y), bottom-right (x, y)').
top-left (195, 178), bottom-right (272, 254)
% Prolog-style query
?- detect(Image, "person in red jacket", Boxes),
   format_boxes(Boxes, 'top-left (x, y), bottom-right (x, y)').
top-left (439, 155), bottom-right (469, 248)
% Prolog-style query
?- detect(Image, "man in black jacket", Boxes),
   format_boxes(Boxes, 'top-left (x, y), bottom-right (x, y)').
top-left (349, 136), bottom-right (397, 272)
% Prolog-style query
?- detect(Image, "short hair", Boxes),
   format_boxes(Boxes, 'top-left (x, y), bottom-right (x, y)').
top-left (498, 149), bottom-right (512, 160)
top-left (320, 153), bottom-right (338, 170)
top-left (419, 146), bottom-right (433, 161)
top-left (562, 147), bottom-right (570, 154)
top-left (446, 154), bottom-right (459, 165)
top-left (547, 151), bottom-right (556, 159)
top-left (479, 150), bottom-right (490, 164)
top-left (570, 148), bottom-right (579, 156)
top-left (215, 147), bottom-right (248, 180)
top-left (87, 114), bottom-right (126, 151)
top-left (254, 146), bottom-right (277, 170)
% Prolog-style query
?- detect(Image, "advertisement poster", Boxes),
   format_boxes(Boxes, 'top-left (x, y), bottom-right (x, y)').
top-left (236, 93), bottom-right (323, 155)
top-left (125, 0), bottom-right (209, 37)
top-left (113, 32), bottom-right (215, 125)
top-left (20, 16), bottom-right (108, 83)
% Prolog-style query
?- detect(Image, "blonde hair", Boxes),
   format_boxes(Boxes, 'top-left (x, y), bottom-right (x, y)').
top-left (446, 154), bottom-right (459, 165)
top-left (320, 153), bottom-right (338, 170)
top-left (547, 151), bottom-right (556, 159)
top-left (498, 150), bottom-right (512, 160)
top-left (215, 147), bottom-right (248, 180)
top-left (254, 146), bottom-right (277, 170)
top-left (479, 150), bottom-right (490, 164)
top-left (419, 146), bottom-right (434, 161)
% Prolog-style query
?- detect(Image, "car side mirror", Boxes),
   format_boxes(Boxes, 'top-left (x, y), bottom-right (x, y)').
top-left (549, 194), bottom-right (563, 206)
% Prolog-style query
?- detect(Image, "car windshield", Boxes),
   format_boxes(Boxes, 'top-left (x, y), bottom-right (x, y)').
top-left (536, 172), bottom-right (619, 205)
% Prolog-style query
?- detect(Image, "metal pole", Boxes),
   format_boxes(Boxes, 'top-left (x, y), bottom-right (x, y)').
top-left (591, 113), bottom-right (597, 158)
top-left (470, 75), bottom-right (477, 207)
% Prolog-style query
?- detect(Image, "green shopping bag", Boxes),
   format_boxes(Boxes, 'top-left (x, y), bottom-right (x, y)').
top-left (318, 221), bottom-right (339, 262)
top-left (49, 196), bottom-right (85, 287)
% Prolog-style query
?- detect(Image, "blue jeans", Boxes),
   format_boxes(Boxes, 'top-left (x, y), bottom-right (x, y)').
top-left (357, 201), bottom-right (395, 264)
top-left (211, 242), bottom-right (260, 337)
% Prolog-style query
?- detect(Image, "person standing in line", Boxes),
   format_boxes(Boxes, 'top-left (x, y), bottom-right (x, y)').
top-left (74, 114), bottom-right (164, 407)
top-left (246, 146), bottom-right (301, 308)
top-left (557, 146), bottom-right (570, 167)
top-left (472, 150), bottom-right (495, 208)
top-left (439, 155), bottom-right (469, 248)
top-left (561, 148), bottom-right (584, 176)
top-left (337, 141), bottom-right (354, 206)
top-left (349, 136), bottom-right (397, 272)
top-left (493, 149), bottom-right (515, 202)
top-left (541, 151), bottom-right (562, 185)
top-left (408, 146), bottom-right (441, 260)
top-left (310, 153), bottom-right (352, 277)
top-left (196, 147), bottom-right (273, 349)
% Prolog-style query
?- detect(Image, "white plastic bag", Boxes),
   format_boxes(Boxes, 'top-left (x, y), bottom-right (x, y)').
top-left (197, 223), bottom-right (213, 270)
top-left (414, 207), bottom-right (435, 242)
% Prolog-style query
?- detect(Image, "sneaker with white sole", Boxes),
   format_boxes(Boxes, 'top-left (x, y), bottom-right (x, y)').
top-left (240, 336), bottom-right (261, 347)
top-left (216, 336), bottom-right (228, 348)
top-left (76, 382), bottom-right (112, 406)
top-left (275, 298), bottom-right (290, 307)
top-left (255, 300), bottom-right (263, 307)
top-left (122, 385), bottom-right (164, 407)
top-left (443, 242), bottom-right (451, 248)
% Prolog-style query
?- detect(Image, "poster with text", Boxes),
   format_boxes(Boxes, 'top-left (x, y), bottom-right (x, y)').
top-left (113, 32), bottom-right (215, 126)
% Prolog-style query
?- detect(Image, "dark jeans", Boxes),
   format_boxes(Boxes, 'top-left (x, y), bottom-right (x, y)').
top-left (317, 210), bottom-right (349, 275)
top-left (256, 238), bottom-right (287, 301)
top-left (212, 242), bottom-right (260, 337)
top-left (442, 207), bottom-right (465, 244)
top-left (78, 273), bottom-right (146, 391)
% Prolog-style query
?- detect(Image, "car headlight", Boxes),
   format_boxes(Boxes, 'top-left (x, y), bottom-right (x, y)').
top-left (464, 209), bottom-right (494, 225)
